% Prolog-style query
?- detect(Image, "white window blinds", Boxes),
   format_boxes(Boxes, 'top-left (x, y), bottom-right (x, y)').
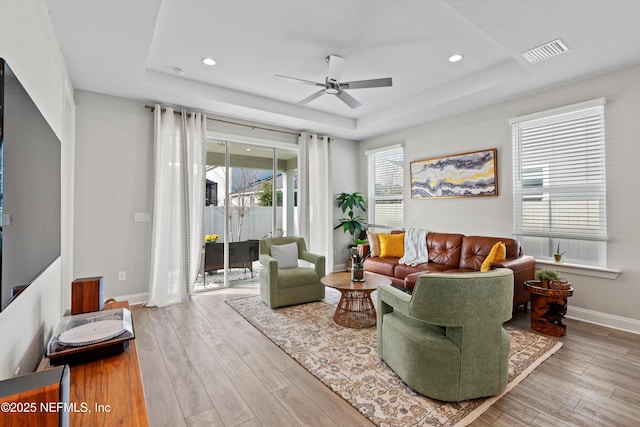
top-left (511, 99), bottom-right (607, 264)
top-left (366, 145), bottom-right (404, 229)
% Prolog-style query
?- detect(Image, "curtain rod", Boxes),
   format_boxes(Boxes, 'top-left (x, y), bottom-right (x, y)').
top-left (144, 105), bottom-right (300, 137)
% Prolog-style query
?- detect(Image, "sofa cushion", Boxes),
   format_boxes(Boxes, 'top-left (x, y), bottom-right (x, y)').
top-left (459, 236), bottom-right (518, 270)
top-left (276, 267), bottom-right (321, 288)
top-left (364, 256), bottom-right (398, 277)
top-left (426, 232), bottom-right (464, 268)
top-left (403, 264), bottom-right (455, 292)
top-left (394, 262), bottom-right (430, 280)
top-left (379, 233), bottom-right (405, 258)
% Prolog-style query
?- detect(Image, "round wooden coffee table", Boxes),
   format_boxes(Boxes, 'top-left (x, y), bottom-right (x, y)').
top-left (321, 271), bottom-right (391, 328)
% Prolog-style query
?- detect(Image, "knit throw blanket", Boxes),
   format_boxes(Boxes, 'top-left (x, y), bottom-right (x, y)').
top-left (399, 227), bottom-right (429, 266)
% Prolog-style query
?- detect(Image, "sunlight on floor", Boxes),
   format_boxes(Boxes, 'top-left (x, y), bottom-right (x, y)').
top-left (193, 262), bottom-right (261, 292)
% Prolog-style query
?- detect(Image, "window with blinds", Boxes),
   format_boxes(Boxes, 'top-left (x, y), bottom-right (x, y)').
top-left (511, 99), bottom-right (607, 265)
top-left (366, 146), bottom-right (404, 230)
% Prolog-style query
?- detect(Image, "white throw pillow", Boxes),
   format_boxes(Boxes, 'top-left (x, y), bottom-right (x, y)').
top-left (270, 242), bottom-right (299, 269)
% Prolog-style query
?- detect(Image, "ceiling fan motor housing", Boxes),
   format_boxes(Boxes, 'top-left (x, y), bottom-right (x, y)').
top-left (325, 79), bottom-right (340, 94)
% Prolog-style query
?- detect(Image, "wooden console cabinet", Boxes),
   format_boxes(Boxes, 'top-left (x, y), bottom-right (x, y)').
top-left (38, 300), bottom-right (148, 426)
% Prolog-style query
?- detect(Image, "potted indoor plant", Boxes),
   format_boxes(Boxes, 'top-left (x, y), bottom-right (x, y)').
top-left (334, 192), bottom-right (368, 247)
top-left (535, 269), bottom-right (558, 288)
top-left (554, 244), bottom-right (566, 262)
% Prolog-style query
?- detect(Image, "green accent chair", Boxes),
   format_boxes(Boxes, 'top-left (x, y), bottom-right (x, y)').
top-left (259, 237), bottom-right (326, 308)
top-left (377, 269), bottom-right (514, 402)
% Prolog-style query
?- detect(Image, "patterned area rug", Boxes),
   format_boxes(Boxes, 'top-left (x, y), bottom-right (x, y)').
top-left (226, 289), bottom-right (562, 427)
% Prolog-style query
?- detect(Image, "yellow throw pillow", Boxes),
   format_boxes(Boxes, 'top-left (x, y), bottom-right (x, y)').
top-left (495, 242), bottom-right (507, 261)
top-left (481, 241), bottom-right (507, 272)
top-left (379, 233), bottom-right (405, 258)
top-left (367, 231), bottom-right (381, 257)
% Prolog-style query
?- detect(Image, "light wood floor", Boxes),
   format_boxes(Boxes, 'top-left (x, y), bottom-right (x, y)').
top-left (132, 287), bottom-right (640, 427)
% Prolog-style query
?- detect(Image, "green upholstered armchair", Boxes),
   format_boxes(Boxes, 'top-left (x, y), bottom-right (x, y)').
top-left (259, 237), bottom-right (326, 308)
top-left (377, 268), bottom-right (513, 402)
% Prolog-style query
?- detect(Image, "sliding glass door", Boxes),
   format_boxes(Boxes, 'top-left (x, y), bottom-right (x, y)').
top-left (197, 139), bottom-right (297, 290)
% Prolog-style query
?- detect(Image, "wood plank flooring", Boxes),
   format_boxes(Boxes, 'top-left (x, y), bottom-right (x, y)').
top-left (132, 287), bottom-right (640, 426)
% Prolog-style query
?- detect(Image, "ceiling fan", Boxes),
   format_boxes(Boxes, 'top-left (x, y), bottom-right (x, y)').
top-left (275, 54), bottom-right (392, 109)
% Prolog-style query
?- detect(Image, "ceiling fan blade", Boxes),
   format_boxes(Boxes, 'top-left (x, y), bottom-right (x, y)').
top-left (297, 89), bottom-right (326, 105)
top-left (274, 74), bottom-right (324, 87)
top-left (341, 77), bottom-right (392, 89)
top-left (335, 90), bottom-right (362, 109)
top-left (326, 55), bottom-right (346, 83)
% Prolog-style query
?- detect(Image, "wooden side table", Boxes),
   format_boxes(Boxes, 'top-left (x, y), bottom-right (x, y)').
top-left (525, 280), bottom-right (574, 336)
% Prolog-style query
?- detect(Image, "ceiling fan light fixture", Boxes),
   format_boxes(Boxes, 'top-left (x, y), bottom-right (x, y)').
top-left (325, 87), bottom-right (339, 95)
top-left (202, 57), bottom-right (216, 66)
top-left (448, 54), bottom-right (463, 63)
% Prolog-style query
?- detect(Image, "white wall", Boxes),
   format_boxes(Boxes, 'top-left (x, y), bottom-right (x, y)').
top-left (74, 91), bottom-right (366, 290)
top-left (74, 94), bottom-right (360, 287)
top-left (0, 1), bottom-right (74, 379)
top-left (359, 65), bottom-right (640, 331)
top-left (331, 138), bottom-right (360, 271)
top-left (74, 91), bottom-right (153, 303)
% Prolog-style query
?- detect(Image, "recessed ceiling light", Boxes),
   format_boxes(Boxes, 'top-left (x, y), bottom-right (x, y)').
top-left (245, 148), bottom-right (251, 152)
top-left (202, 57), bottom-right (216, 66)
top-left (448, 54), bottom-right (463, 63)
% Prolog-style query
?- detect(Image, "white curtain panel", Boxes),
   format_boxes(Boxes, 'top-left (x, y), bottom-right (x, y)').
top-left (147, 105), bottom-right (206, 307)
top-left (298, 132), bottom-right (333, 270)
top-left (298, 133), bottom-right (310, 244)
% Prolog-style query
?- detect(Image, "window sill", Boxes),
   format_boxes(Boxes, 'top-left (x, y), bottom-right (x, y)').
top-left (535, 259), bottom-right (621, 280)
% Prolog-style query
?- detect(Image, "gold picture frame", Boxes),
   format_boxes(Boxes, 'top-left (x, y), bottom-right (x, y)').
top-left (410, 148), bottom-right (498, 199)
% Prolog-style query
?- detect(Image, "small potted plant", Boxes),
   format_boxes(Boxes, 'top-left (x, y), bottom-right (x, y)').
top-left (554, 244), bottom-right (566, 262)
top-left (535, 269), bottom-right (558, 288)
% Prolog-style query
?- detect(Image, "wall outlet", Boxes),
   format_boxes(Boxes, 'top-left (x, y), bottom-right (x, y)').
top-left (134, 212), bottom-right (150, 223)
top-left (118, 271), bottom-right (126, 281)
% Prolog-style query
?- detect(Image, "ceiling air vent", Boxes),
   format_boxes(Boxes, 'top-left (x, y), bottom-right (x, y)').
top-left (521, 39), bottom-right (569, 63)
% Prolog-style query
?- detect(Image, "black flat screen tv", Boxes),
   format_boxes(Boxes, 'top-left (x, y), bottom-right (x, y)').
top-left (0, 58), bottom-right (61, 311)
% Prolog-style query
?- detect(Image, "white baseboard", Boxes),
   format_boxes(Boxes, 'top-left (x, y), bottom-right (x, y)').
top-left (112, 292), bottom-right (148, 306)
top-left (567, 306), bottom-right (640, 335)
top-left (333, 263), bottom-right (347, 273)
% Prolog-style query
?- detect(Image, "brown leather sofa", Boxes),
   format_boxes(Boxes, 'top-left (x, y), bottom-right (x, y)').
top-left (360, 231), bottom-right (534, 311)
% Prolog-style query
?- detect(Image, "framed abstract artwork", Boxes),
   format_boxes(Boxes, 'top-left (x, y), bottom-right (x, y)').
top-left (410, 148), bottom-right (498, 199)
